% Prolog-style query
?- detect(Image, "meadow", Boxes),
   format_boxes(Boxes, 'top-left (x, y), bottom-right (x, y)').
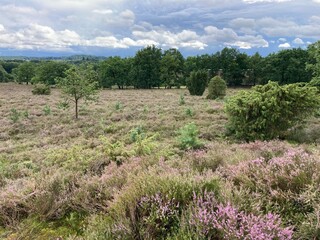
top-left (0, 83), bottom-right (319, 239)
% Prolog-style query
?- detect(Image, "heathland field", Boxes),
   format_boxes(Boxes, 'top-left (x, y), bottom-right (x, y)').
top-left (0, 83), bottom-right (320, 239)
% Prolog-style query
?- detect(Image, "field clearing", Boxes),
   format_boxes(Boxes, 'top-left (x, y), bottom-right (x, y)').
top-left (0, 83), bottom-right (319, 239)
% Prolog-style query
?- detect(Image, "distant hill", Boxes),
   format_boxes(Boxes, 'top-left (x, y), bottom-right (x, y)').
top-left (0, 55), bottom-right (107, 61)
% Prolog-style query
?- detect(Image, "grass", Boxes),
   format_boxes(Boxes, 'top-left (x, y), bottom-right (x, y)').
top-left (0, 83), bottom-right (319, 239)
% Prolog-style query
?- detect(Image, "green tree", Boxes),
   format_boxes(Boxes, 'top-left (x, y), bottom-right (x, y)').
top-left (246, 52), bottom-right (263, 85)
top-left (206, 76), bottom-right (227, 99)
top-left (57, 65), bottom-right (99, 119)
top-left (187, 70), bottom-right (208, 96)
top-left (13, 61), bottom-right (36, 84)
top-left (33, 61), bottom-right (69, 85)
top-left (0, 64), bottom-right (11, 82)
top-left (1, 61), bottom-right (20, 74)
top-left (160, 48), bottom-right (185, 88)
top-left (99, 57), bottom-right (132, 89)
top-left (307, 41), bottom-right (320, 90)
top-left (261, 48), bottom-right (311, 84)
top-left (132, 45), bottom-right (162, 89)
top-left (226, 81), bottom-right (320, 141)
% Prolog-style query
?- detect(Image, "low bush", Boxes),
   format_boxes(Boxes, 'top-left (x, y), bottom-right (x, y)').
top-left (187, 70), bottom-right (207, 96)
top-left (218, 147), bottom-right (320, 237)
top-left (226, 81), bottom-right (320, 141)
top-left (176, 122), bottom-right (204, 150)
top-left (107, 164), bottom-right (220, 239)
top-left (206, 76), bottom-right (227, 100)
top-left (32, 84), bottom-right (51, 95)
top-left (189, 192), bottom-right (293, 239)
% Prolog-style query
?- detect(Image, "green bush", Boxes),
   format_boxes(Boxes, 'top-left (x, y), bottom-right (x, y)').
top-left (9, 108), bottom-right (20, 123)
top-left (225, 81), bottom-right (320, 141)
top-left (187, 70), bottom-right (207, 96)
top-left (32, 84), bottom-right (51, 95)
top-left (206, 76), bottom-right (227, 99)
top-left (176, 122), bottom-right (203, 150)
top-left (308, 77), bottom-right (320, 91)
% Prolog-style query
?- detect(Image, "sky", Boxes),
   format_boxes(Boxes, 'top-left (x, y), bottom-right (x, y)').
top-left (0, 0), bottom-right (319, 57)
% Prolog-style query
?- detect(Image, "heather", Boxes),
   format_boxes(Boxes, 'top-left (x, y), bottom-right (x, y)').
top-left (0, 83), bottom-right (319, 239)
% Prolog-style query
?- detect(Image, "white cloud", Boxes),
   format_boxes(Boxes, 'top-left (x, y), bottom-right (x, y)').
top-left (293, 38), bottom-right (304, 44)
top-left (229, 18), bottom-right (256, 34)
top-left (243, 0), bottom-right (291, 3)
top-left (204, 25), bottom-right (268, 49)
top-left (92, 9), bottom-right (113, 14)
top-left (0, 24), bottom-right (5, 32)
top-left (258, 17), bottom-right (320, 38)
top-left (278, 38), bottom-right (287, 42)
top-left (132, 28), bottom-right (207, 49)
top-left (278, 42), bottom-right (291, 48)
top-left (229, 35), bottom-right (269, 49)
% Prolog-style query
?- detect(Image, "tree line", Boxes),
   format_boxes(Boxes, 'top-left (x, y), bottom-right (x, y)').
top-left (1, 41), bottom-right (319, 88)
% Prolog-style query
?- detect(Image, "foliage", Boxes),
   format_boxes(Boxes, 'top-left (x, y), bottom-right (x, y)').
top-left (226, 81), bottom-right (320, 141)
top-left (206, 76), bottom-right (227, 99)
top-left (307, 41), bottom-right (320, 78)
top-left (0, 64), bottom-right (12, 82)
top-left (187, 70), bottom-right (207, 96)
top-left (185, 107), bottom-right (194, 117)
top-left (219, 147), bottom-right (320, 237)
top-left (130, 126), bottom-right (145, 142)
top-left (32, 83), bottom-right (51, 95)
top-left (179, 94), bottom-right (185, 105)
top-left (57, 65), bottom-right (99, 119)
top-left (13, 61), bottom-right (36, 84)
top-left (100, 136), bottom-right (132, 165)
top-left (43, 105), bottom-right (51, 115)
top-left (132, 45), bottom-right (162, 89)
top-left (261, 48), bottom-right (312, 85)
top-left (9, 108), bottom-right (20, 123)
top-left (98, 56), bottom-right (132, 89)
top-left (190, 191), bottom-right (293, 239)
top-left (160, 48), bottom-right (185, 88)
top-left (32, 61), bottom-right (69, 85)
top-left (129, 126), bottom-right (158, 156)
top-left (308, 77), bottom-right (320, 91)
top-left (176, 122), bottom-right (203, 150)
top-left (133, 133), bottom-right (158, 156)
top-left (114, 101), bottom-right (123, 111)
top-left (136, 193), bottom-right (180, 238)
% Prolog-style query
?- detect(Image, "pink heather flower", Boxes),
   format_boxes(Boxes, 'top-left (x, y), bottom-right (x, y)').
top-left (190, 192), bottom-right (293, 239)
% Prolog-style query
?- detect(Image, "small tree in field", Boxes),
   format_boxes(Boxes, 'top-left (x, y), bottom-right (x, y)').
top-left (58, 65), bottom-right (99, 119)
top-left (207, 76), bottom-right (227, 99)
top-left (187, 70), bottom-right (207, 96)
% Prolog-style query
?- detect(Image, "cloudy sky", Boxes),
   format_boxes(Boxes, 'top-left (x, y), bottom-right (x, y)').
top-left (0, 0), bottom-right (319, 57)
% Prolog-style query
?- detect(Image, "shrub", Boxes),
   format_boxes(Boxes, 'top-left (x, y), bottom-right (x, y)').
top-left (136, 193), bottom-right (181, 239)
top-left (32, 84), bottom-right (51, 95)
top-left (176, 122), bottom-right (203, 150)
top-left (100, 136), bottom-right (133, 165)
top-left (206, 76), bottom-right (227, 99)
top-left (219, 147), bottom-right (320, 234)
top-left (189, 192), bottom-right (293, 239)
top-left (179, 94), bottom-right (185, 105)
top-left (185, 107), bottom-right (194, 117)
top-left (9, 108), bottom-right (20, 123)
top-left (187, 70), bottom-right (207, 96)
top-left (308, 77), bottom-right (320, 91)
top-left (107, 164), bottom-right (220, 239)
top-left (43, 105), bottom-right (51, 115)
top-left (225, 81), bottom-right (320, 141)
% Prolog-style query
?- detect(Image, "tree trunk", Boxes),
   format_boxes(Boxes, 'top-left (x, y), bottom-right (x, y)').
top-left (75, 99), bottom-right (78, 119)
